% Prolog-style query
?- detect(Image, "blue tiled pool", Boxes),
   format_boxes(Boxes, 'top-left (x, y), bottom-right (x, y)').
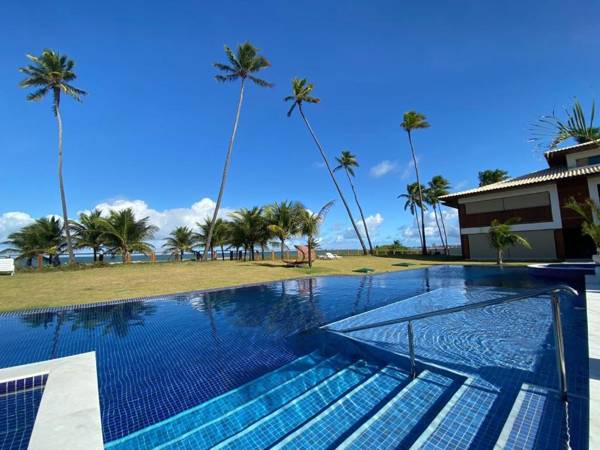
top-left (0, 266), bottom-right (589, 448)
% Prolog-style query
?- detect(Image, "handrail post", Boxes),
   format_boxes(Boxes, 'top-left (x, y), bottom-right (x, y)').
top-left (551, 291), bottom-right (568, 401)
top-left (408, 321), bottom-right (416, 379)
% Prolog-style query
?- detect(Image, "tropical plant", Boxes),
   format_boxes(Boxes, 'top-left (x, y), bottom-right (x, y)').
top-left (72, 209), bottom-right (105, 262)
top-left (298, 201), bottom-right (334, 268)
top-left (401, 111), bottom-right (429, 255)
top-left (478, 169), bottom-right (509, 187)
top-left (98, 208), bottom-right (157, 263)
top-left (426, 176), bottom-right (451, 253)
top-left (285, 78), bottom-right (367, 254)
top-left (163, 226), bottom-right (196, 261)
top-left (532, 99), bottom-right (600, 149)
top-left (565, 197), bottom-right (600, 255)
top-left (229, 207), bottom-right (265, 260)
top-left (398, 182), bottom-right (427, 249)
top-left (203, 42), bottom-right (272, 261)
top-left (334, 150), bottom-right (374, 254)
top-left (265, 201), bottom-right (304, 260)
top-left (19, 49), bottom-right (87, 265)
top-left (4, 217), bottom-right (65, 266)
top-left (488, 218), bottom-right (531, 265)
top-left (195, 218), bottom-right (230, 260)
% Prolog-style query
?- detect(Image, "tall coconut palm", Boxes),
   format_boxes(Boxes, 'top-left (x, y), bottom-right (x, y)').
top-left (203, 42), bottom-right (272, 261)
top-left (72, 209), bottom-right (105, 262)
top-left (163, 226), bottom-right (196, 261)
top-left (424, 188), bottom-right (446, 252)
top-left (398, 183), bottom-right (427, 249)
top-left (195, 218), bottom-right (230, 260)
top-left (532, 99), bottom-right (600, 149)
top-left (19, 49), bottom-right (87, 265)
top-left (265, 201), bottom-right (304, 260)
top-left (334, 150), bottom-right (374, 254)
top-left (229, 207), bottom-right (264, 260)
top-left (401, 111), bottom-right (429, 255)
top-left (488, 218), bottom-right (531, 265)
top-left (99, 208), bottom-right (157, 263)
top-left (478, 169), bottom-right (509, 187)
top-left (299, 201), bottom-right (334, 268)
top-left (285, 78), bottom-right (367, 254)
top-left (426, 175), bottom-right (451, 253)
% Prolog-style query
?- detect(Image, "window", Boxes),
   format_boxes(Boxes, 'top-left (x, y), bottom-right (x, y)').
top-left (464, 192), bottom-right (550, 214)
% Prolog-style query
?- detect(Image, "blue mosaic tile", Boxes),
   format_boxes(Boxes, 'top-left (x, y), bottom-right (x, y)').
top-left (0, 375), bottom-right (47, 450)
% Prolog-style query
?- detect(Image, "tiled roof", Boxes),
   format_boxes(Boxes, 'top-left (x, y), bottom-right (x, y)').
top-left (440, 164), bottom-right (600, 201)
top-left (543, 139), bottom-right (600, 159)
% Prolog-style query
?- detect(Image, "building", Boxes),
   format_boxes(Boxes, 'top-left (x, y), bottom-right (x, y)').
top-left (440, 140), bottom-right (600, 260)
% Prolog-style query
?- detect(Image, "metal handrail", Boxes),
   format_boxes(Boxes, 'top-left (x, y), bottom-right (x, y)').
top-left (323, 285), bottom-right (578, 401)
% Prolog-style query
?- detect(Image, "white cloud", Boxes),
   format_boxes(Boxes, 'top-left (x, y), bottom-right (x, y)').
top-left (0, 212), bottom-right (35, 242)
top-left (369, 160), bottom-right (398, 178)
top-left (318, 213), bottom-right (384, 248)
top-left (90, 197), bottom-right (233, 239)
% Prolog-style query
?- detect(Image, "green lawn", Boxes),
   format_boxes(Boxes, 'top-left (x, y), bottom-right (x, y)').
top-left (0, 256), bottom-right (529, 313)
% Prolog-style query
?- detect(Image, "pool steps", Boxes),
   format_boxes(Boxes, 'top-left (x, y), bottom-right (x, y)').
top-left (105, 351), bottom-right (564, 449)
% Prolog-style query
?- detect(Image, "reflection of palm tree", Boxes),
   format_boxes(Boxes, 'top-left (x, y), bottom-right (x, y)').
top-left (70, 302), bottom-right (157, 338)
top-left (50, 311), bottom-right (66, 359)
top-left (353, 277), bottom-right (367, 314)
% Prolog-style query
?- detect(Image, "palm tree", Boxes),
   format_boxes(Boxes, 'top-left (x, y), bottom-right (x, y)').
top-left (424, 188), bottom-right (446, 253)
top-left (265, 201), bottom-right (304, 260)
top-left (203, 42), bottom-right (272, 261)
top-left (72, 209), bottom-right (105, 262)
top-left (488, 218), bottom-right (531, 265)
top-left (4, 217), bottom-right (66, 266)
top-left (163, 226), bottom-right (196, 261)
top-left (19, 49), bottom-right (87, 265)
top-left (565, 197), bottom-right (600, 255)
top-left (299, 201), bottom-right (334, 268)
top-left (401, 111), bottom-right (429, 255)
top-left (285, 78), bottom-right (367, 254)
top-left (426, 175), bottom-right (451, 254)
top-left (229, 207), bottom-right (264, 260)
top-left (99, 208), bottom-right (157, 263)
top-left (478, 169), bottom-right (509, 187)
top-left (398, 183), bottom-right (427, 249)
top-left (532, 99), bottom-right (600, 149)
top-left (195, 218), bottom-right (230, 260)
top-left (334, 150), bottom-right (374, 254)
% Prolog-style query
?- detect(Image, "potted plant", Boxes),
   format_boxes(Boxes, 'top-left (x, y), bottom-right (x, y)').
top-left (565, 197), bottom-right (600, 263)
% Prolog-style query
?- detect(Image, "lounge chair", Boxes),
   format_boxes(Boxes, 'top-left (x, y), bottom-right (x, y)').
top-left (0, 258), bottom-right (15, 276)
top-left (325, 252), bottom-right (342, 260)
top-left (282, 245), bottom-right (317, 266)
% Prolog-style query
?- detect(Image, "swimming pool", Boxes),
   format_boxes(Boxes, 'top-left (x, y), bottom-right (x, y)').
top-left (0, 266), bottom-right (589, 448)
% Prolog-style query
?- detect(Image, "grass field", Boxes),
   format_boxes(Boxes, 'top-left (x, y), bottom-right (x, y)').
top-left (0, 256), bottom-right (527, 313)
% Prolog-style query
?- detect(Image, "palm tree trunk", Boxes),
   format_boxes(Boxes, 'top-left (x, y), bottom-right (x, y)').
top-left (438, 204), bottom-right (449, 254)
top-left (432, 206), bottom-right (445, 253)
top-left (497, 249), bottom-right (503, 265)
top-left (54, 95), bottom-right (76, 265)
top-left (298, 105), bottom-right (368, 254)
top-left (281, 239), bottom-right (285, 261)
top-left (180, 249), bottom-right (184, 262)
top-left (221, 244), bottom-right (225, 261)
top-left (345, 169), bottom-right (374, 254)
top-left (203, 79), bottom-right (246, 261)
top-left (308, 238), bottom-right (312, 269)
top-left (93, 248), bottom-right (97, 262)
top-left (414, 211), bottom-right (424, 249)
top-left (407, 131), bottom-right (427, 255)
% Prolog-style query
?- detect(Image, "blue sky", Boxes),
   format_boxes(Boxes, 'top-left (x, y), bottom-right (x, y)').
top-left (1, 0), bottom-right (599, 248)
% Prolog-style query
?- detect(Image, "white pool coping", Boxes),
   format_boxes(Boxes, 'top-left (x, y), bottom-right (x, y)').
top-left (585, 271), bottom-right (600, 450)
top-left (0, 351), bottom-right (103, 450)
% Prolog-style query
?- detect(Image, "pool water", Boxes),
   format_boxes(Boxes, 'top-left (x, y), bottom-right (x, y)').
top-left (0, 265), bottom-right (588, 447)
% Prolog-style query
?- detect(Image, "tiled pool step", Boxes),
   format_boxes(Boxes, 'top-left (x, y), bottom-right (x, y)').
top-left (104, 351), bottom-right (568, 450)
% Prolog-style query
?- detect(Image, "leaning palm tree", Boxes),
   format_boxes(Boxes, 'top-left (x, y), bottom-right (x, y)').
top-left (265, 201), bottom-right (304, 260)
top-left (401, 111), bottom-right (429, 255)
top-left (334, 150), bottom-right (374, 254)
top-left (72, 209), bottom-right (105, 262)
top-left (4, 217), bottom-right (66, 266)
top-left (488, 218), bottom-right (531, 265)
top-left (195, 218), bottom-right (230, 259)
top-left (398, 183), bottom-right (427, 250)
top-left (299, 201), bottom-right (334, 268)
top-left (99, 208), bottom-right (157, 263)
top-left (203, 42), bottom-right (272, 261)
top-left (163, 226), bottom-right (196, 261)
top-left (532, 99), bottom-right (600, 149)
top-left (285, 78), bottom-right (367, 254)
top-left (19, 49), bottom-right (87, 265)
top-left (426, 176), bottom-right (451, 254)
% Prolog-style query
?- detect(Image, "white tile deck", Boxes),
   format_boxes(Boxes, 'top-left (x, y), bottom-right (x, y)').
top-left (585, 271), bottom-right (600, 450)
